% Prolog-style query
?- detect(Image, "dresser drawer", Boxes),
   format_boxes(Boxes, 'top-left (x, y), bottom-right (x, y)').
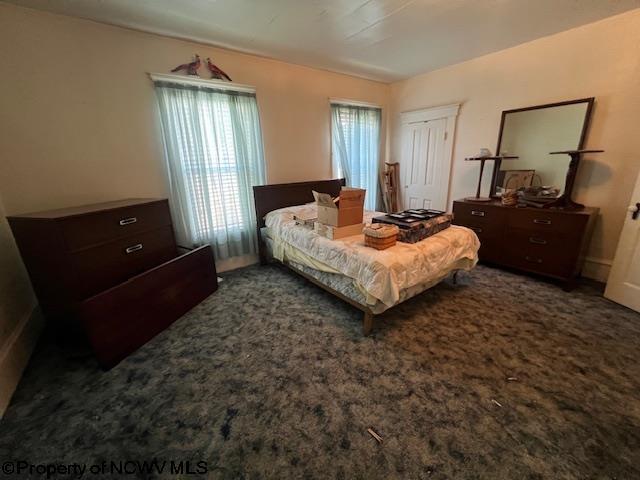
top-left (506, 208), bottom-right (587, 237)
top-left (457, 224), bottom-right (501, 262)
top-left (78, 245), bottom-right (217, 368)
top-left (60, 200), bottom-right (172, 252)
top-left (503, 228), bottom-right (578, 278)
top-left (453, 202), bottom-right (505, 224)
top-left (71, 225), bottom-right (178, 298)
top-left (79, 245), bottom-right (218, 368)
top-left (453, 202), bottom-right (506, 233)
top-left (506, 227), bottom-right (581, 258)
top-left (453, 202), bottom-right (506, 261)
top-left (503, 249), bottom-right (574, 278)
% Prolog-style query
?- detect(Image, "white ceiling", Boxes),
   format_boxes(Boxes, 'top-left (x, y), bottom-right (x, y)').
top-left (9, 0), bottom-right (640, 82)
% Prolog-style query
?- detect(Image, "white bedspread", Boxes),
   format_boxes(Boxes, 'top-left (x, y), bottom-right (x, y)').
top-left (265, 204), bottom-right (479, 307)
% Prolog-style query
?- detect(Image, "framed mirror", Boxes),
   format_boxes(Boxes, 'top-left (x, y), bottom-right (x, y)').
top-left (491, 98), bottom-right (594, 199)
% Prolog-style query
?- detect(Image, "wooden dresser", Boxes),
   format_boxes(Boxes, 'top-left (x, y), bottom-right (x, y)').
top-left (452, 199), bottom-right (598, 289)
top-left (8, 198), bottom-right (218, 367)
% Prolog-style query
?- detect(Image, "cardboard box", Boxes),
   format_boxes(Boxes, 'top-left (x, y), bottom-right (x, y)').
top-left (314, 222), bottom-right (364, 240)
top-left (313, 187), bottom-right (365, 227)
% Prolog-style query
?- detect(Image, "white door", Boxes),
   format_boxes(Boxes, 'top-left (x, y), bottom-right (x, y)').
top-left (604, 172), bottom-right (640, 311)
top-left (401, 118), bottom-right (448, 211)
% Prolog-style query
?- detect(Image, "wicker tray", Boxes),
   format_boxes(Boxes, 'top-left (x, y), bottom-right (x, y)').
top-left (364, 223), bottom-right (399, 250)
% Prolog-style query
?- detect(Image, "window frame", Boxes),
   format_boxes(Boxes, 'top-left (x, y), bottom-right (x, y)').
top-left (151, 72), bottom-right (266, 255)
top-left (329, 99), bottom-right (383, 210)
top-left (329, 98), bottom-right (383, 179)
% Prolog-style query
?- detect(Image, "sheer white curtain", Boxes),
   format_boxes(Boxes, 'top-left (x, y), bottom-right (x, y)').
top-left (154, 82), bottom-right (266, 260)
top-left (331, 104), bottom-right (382, 211)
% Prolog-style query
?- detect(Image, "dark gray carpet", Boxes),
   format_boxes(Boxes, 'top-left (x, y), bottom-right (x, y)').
top-left (1, 264), bottom-right (639, 479)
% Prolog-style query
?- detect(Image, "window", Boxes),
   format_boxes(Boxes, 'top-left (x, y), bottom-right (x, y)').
top-left (153, 79), bottom-right (266, 260)
top-left (331, 102), bottom-right (382, 211)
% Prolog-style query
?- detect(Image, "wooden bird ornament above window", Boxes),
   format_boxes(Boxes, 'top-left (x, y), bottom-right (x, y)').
top-left (171, 54), bottom-right (201, 76)
top-left (207, 58), bottom-right (232, 82)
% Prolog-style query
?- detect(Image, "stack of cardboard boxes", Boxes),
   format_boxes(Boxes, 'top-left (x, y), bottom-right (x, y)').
top-left (312, 188), bottom-right (366, 240)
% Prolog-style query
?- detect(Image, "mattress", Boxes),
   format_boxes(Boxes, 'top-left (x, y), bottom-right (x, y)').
top-left (264, 204), bottom-right (479, 309)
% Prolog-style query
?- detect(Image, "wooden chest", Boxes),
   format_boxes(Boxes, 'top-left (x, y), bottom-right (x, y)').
top-left (8, 198), bottom-right (218, 367)
top-left (452, 199), bottom-right (598, 289)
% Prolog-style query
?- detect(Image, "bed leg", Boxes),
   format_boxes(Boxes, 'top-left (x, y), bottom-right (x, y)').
top-left (363, 311), bottom-right (373, 336)
top-left (258, 243), bottom-right (268, 265)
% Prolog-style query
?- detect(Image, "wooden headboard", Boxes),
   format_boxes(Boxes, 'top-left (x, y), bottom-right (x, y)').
top-left (253, 178), bottom-right (345, 263)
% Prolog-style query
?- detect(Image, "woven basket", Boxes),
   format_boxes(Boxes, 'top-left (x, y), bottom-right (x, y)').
top-left (364, 224), bottom-right (398, 250)
top-left (501, 189), bottom-right (518, 206)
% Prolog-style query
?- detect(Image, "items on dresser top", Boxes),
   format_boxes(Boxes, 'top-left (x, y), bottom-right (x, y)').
top-left (501, 189), bottom-right (519, 207)
top-left (7, 198), bottom-right (218, 368)
top-left (452, 199), bottom-right (598, 290)
top-left (373, 209), bottom-right (452, 244)
top-left (465, 155), bottom-right (519, 202)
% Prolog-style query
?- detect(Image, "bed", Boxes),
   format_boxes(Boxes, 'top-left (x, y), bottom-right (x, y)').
top-left (253, 178), bottom-right (479, 335)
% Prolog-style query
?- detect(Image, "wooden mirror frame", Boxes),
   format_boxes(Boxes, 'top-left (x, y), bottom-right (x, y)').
top-left (490, 97), bottom-right (595, 198)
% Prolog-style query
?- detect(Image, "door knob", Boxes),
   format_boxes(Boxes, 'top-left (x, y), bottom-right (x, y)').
top-left (631, 202), bottom-right (640, 220)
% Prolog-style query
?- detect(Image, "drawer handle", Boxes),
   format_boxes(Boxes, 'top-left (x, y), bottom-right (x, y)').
top-left (470, 226), bottom-right (483, 233)
top-left (533, 219), bottom-right (551, 225)
top-left (529, 237), bottom-right (547, 245)
top-left (471, 210), bottom-right (486, 217)
top-left (119, 217), bottom-right (138, 226)
top-left (125, 243), bottom-right (143, 254)
top-left (525, 255), bottom-right (543, 264)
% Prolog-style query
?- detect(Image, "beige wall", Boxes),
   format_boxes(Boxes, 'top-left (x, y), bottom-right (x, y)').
top-left (390, 9), bottom-right (640, 276)
top-left (0, 2), bottom-right (387, 411)
top-left (0, 3), bottom-right (389, 216)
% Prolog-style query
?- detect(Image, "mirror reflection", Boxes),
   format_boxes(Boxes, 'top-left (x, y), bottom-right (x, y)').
top-left (495, 100), bottom-right (591, 199)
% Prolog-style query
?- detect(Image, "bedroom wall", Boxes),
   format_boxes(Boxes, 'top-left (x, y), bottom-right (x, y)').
top-left (0, 2), bottom-right (388, 409)
top-left (389, 8), bottom-right (640, 282)
top-left (0, 191), bottom-right (41, 416)
top-left (0, 3), bottom-right (389, 217)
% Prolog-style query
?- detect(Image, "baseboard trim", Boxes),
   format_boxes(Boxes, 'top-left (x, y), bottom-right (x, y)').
top-left (0, 304), bottom-right (43, 417)
top-left (583, 257), bottom-right (612, 283)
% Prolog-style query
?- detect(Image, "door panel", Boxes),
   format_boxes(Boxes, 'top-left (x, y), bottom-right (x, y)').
top-left (605, 172), bottom-right (640, 312)
top-left (407, 196), bottom-right (432, 210)
top-left (402, 118), bottom-right (448, 211)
